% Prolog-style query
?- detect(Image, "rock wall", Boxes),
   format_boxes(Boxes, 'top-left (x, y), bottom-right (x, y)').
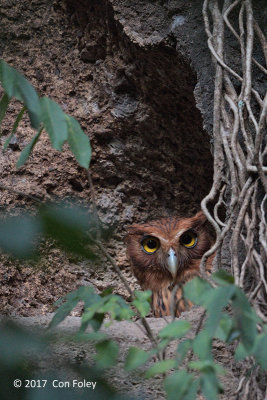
top-left (65, 0), bottom-right (214, 225)
top-left (0, 0), bottom-right (215, 312)
top-left (1, 1), bottom-right (266, 398)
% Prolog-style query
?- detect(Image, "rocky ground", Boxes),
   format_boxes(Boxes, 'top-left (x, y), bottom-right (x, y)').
top-left (9, 308), bottom-right (240, 400)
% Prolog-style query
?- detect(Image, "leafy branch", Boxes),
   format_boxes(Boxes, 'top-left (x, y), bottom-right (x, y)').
top-left (0, 60), bottom-right (91, 169)
top-left (0, 202), bottom-right (265, 399)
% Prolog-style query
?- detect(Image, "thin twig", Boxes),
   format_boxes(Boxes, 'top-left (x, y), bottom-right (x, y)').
top-left (89, 234), bottom-right (160, 348)
top-left (87, 170), bottom-right (101, 240)
top-left (187, 309), bottom-right (207, 364)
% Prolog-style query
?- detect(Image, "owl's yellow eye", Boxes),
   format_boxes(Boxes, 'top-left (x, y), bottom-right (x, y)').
top-left (180, 231), bottom-right (197, 248)
top-left (141, 237), bottom-right (160, 254)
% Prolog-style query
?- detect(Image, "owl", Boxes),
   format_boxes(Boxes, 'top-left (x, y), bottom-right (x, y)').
top-left (126, 211), bottom-right (214, 317)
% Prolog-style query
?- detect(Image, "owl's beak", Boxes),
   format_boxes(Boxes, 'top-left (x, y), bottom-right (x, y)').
top-left (167, 248), bottom-right (178, 278)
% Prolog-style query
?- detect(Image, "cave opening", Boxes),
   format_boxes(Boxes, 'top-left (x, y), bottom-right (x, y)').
top-left (66, 0), bottom-right (214, 227)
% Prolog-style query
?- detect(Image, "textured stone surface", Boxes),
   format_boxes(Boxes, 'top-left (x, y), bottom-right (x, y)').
top-left (0, 0), bottom-right (214, 313)
top-left (0, 1), bottom-right (266, 398)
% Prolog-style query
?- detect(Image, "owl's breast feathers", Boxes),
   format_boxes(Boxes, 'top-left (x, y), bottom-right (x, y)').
top-left (152, 287), bottom-right (192, 318)
top-left (151, 254), bottom-right (214, 317)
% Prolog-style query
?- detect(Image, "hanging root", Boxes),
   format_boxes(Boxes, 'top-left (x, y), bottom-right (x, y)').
top-left (201, 1), bottom-right (266, 396)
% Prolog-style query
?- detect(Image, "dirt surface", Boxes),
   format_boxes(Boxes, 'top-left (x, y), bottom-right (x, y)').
top-left (0, 0), bottom-right (215, 315)
top-left (10, 308), bottom-right (242, 400)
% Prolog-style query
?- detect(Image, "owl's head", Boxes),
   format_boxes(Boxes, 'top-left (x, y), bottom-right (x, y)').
top-left (126, 211), bottom-right (212, 290)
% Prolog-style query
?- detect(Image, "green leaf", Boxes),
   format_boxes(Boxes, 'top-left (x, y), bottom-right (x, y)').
top-left (49, 297), bottom-right (80, 329)
top-left (164, 370), bottom-right (195, 400)
top-left (40, 97), bottom-right (68, 150)
top-left (65, 115), bottom-right (91, 169)
top-left (204, 285), bottom-right (235, 336)
top-left (40, 202), bottom-right (96, 259)
top-left (133, 290), bottom-right (151, 317)
top-left (184, 276), bottom-right (212, 305)
top-left (95, 339), bottom-right (119, 369)
top-left (200, 371), bottom-right (222, 400)
top-left (189, 360), bottom-right (224, 375)
top-left (253, 333), bottom-right (267, 369)
top-left (132, 299), bottom-right (148, 317)
top-left (16, 126), bottom-right (43, 168)
top-left (134, 290), bottom-right (152, 302)
top-left (0, 60), bottom-right (41, 128)
top-left (49, 287), bottom-right (99, 329)
top-left (154, 338), bottom-right (170, 353)
top-left (0, 202), bottom-right (98, 261)
top-left (235, 342), bottom-right (248, 361)
top-left (212, 270), bottom-right (234, 285)
top-left (227, 329), bottom-right (240, 343)
top-left (193, 330), bottom-right (212, 360)
top-left (0, 320), bottom-right (47, 367)
top-left (176, 339), bottom-right (193, 363)
top-left (0, 215), bottom-right (41, 258)
top-left (82, 302), bottom-right (105, 325)
top-left (158, 320), bottom-right (191, 340)
top-left (82, 294), bottom-right (134, 332)
top-left (81, 293), bottom-right (134, 333)
top-left (0, 92), bottom-right (10, 127)
top-left (235, 332), bottom-right (267, 369)
top-left (100, 287), bottom-right (114, 297)
top-left (214, 313), bottom-right (234, 342)
top-left (232, 287), bottom-right (258, 351)
top-left (145, 359), bottom-right (176, 378)
top-left (182, 378), bottom-right (199, 400)
top-left (88, 313), bottom-right (105, 332)
top-left (100, 295), bottom-right (134, 321)
top-left (4, 106), bottom-right (26, 150)
top-left (125, 347), bottom-right (150, 371)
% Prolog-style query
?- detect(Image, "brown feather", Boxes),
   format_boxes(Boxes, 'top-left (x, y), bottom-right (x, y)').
top-left (126, 211), bottom-right (214, 317)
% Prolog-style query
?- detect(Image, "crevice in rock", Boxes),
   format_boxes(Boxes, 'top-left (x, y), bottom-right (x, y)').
top-left (66, 0), bottom-right (213, 226)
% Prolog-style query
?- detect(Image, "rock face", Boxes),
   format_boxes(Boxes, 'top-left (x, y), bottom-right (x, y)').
top-left (0, 0), bottom-right (214, 312)
top-left (0, 1), bottom-right (266, 399)
top-left (65, 0), bottom-right (215, 225)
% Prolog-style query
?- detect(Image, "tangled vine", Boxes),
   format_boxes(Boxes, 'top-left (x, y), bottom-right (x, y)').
top-left (200, 0), bottom-right (267, 323)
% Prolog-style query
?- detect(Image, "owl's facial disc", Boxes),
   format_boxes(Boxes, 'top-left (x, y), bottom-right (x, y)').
top-left (167, 248), bottom-right (178, 278)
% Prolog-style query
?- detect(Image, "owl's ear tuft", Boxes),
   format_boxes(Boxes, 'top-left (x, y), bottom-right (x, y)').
top-left (191, 211), bottom-right (207, 229)
top-left (126, 225), bottom-right (139, 235)
top-left (125, 225), bottom-right (143, 242)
